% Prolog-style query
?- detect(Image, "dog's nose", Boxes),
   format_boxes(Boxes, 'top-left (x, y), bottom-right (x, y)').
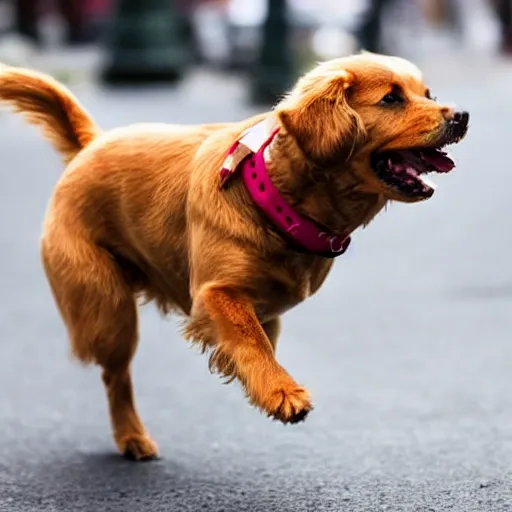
top-left (453, 111), bottom-right (469, 126)
top-left (447, 110), bottom-right (469, 140)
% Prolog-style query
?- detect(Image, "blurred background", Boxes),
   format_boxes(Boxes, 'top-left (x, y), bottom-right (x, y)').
top-left (1, 1), bottom-right (512, 511)
top-left (0, 0), bottom-right (509, 97)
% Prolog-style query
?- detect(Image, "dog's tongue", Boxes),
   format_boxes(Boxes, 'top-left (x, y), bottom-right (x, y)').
top-left (420, 149), bottom-right (455, 173)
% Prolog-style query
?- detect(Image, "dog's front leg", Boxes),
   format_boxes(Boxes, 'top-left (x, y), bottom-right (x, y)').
top-left (186, 284), bottom-right (312, 424)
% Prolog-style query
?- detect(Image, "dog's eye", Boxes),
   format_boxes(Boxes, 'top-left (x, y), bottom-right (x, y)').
top-left (379, 92), bottom-right (404, 106)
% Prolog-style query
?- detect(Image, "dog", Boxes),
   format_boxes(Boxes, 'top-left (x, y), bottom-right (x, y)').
top-left (0, 52), bottom-right (469, 460)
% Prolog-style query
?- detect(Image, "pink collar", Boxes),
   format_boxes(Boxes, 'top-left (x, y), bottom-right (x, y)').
top-left (220, 119), bottom-right (351, 258)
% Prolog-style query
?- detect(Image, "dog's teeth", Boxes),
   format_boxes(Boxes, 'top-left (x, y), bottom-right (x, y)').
top-left (418, 174), bottom-right (437, 189)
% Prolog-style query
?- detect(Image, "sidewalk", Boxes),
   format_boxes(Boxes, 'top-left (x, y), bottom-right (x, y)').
top-left (0, 37), bottom-right (101, 83)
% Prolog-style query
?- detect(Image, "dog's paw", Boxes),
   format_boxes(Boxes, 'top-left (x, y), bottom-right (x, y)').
top-left (117, 433), bottom-right (159, 461)
top-left (264, 385), bottom-right (313, 424)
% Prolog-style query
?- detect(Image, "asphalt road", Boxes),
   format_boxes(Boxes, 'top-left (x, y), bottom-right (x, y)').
top-left (1, 59), bottom-right (512, 512)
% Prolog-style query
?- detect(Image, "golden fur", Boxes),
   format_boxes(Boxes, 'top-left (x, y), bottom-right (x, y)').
top-left (0, 53), bottom-right (463, 460)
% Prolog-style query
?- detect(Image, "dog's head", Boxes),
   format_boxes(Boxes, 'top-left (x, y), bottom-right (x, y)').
top-left (276, 53), bottom-right (469, 203)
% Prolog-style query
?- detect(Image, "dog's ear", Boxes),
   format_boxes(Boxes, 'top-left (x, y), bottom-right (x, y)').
top-left (276, 69), bottom-right (366, 166)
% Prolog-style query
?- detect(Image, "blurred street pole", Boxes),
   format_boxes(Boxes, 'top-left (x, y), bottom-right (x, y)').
top-left (493, 0), bottom-right (512, 53)
top-left (250, 0), bottom-right (295, 106)
top-left (101, 0), bottom-right (190, 84)
top-left (354, 0), bottom-right (393, 53)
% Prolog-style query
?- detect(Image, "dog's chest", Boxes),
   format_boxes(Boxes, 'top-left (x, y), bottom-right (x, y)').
top-left (255, 256), bottom-right (332, 321)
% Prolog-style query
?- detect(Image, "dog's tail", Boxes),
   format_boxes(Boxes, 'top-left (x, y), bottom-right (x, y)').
top-left (0, 65), bottom-right (100, 163)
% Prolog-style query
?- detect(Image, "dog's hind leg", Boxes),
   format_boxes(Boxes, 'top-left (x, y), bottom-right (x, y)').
top-left (41, 233), bottom-right (158, 460)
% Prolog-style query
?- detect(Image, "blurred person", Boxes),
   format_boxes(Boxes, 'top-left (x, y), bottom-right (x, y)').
top-left (353, 0), bottom-right (394, 53)
top-left (182, 0), bottom-right (232, 65)
top-left (420, 0), bottom-right (463, 38)
top-left (490, 0), bottom-right (512, 53)
top-left (354, 0), bottom-right (464, 54)
top-left (14, 0), bottom-right (89, 45)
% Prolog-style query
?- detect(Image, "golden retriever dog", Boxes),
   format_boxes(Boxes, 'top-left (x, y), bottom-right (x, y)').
top-left (0, 52), bottom-right (469, 460)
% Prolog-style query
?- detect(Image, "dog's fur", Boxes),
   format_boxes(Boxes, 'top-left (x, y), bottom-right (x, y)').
top-left (0, 53), bottom-right (462, 459)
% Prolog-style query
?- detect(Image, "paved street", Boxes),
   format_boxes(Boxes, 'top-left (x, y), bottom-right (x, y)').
top-left (0, 57), bottom-right (512, 511)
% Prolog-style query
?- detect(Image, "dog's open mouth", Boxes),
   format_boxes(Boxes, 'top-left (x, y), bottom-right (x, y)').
top-left (370, 112), bottom-right (469, 199)
top-left (370, 147), bottom-right (456, 198)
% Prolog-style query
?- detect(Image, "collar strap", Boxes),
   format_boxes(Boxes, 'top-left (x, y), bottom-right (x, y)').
top-left (219, 119), bottom-right (351, 258)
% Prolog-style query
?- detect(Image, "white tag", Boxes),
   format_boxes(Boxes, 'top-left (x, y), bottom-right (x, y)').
top-left (239, 117), bottom-right (277, 153)
top-left (219, 116), bottom-right (277, 188)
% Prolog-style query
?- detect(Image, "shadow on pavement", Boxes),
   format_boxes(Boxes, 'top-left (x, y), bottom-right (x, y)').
top-left (7, 451), bottom-right (289, 512)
